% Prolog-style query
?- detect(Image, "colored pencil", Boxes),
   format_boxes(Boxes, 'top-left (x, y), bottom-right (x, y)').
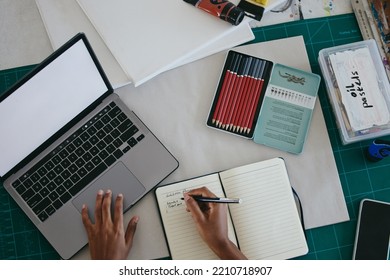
top-left (231, 57), bottom-right (252, 132)
top-left (240, 60), bottom-right (261, 134)
top-left (210, 53), bottom-right (272, 136)
top-left (212, 53), bottom-right (237, 125)
top-left (215, 54), bottom-right (240, 127)
top-left (236, 59), bottom-right (257, 133)
top-left (225, 57), bottom-right (248, 131)
top-left (245, 61), bottom-right (267, 134)
top-left (242, 60), bottom-right (263, 134)
top-left (219, 55), bottom-right (242, 129)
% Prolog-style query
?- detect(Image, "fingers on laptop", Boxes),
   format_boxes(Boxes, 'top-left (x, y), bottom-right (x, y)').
top-left (102, 190), bottom-right (113, 223)
top-left (114, 193), bottom-right (124, 229)
top-left (81, 189), bottom-right (106, 226)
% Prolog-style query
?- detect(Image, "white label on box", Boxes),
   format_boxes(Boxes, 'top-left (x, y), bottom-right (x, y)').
top-left (329, 47), bottom-right (390, 131)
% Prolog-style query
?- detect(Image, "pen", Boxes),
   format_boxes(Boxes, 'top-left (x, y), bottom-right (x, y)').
top-left (182, 195), bottom-right (242, 204)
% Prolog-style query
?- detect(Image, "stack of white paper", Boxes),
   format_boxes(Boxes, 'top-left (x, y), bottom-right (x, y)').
top-left (35, 0), bottom-right (284, 87)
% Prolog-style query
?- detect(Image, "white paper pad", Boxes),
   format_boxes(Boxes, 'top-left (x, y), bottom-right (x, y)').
top-left (75, 0), bottom-right (254, 86)
top-left (36, 0), bottom-right (259, 88)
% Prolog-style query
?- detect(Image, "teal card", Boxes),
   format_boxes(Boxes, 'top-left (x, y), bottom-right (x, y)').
top-left (253, 64), bottom-right (320, 154)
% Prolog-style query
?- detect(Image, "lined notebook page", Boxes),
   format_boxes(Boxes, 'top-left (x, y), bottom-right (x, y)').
top-left (155, 174), bottom-right (238, 260)
top-left (220, 158), bottom-right (308, 259)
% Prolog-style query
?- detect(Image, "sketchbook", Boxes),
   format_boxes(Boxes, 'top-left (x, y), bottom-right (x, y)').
top-left (35, 0), bottom-right (255, 88)
top-left (155, 157), bottom-right (308, 260)
top-left (76, 0), bottom-right (256, 86)
top-left (35, 0), bottom-right (286, 87)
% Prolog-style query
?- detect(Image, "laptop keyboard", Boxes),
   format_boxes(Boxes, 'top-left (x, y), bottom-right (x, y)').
top-left (11, 101), bottom-right (145, 222)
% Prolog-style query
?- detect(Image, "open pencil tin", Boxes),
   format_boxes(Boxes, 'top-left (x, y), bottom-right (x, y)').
top-left (207, 50), bottom-right (321, 154)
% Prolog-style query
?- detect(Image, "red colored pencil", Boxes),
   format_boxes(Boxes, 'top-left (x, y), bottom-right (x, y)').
top-left (212, 53), bottom-right (238, 125)
top-left (236, 59), bottom-right (256, 133)
top-left (242, 60), bottom-right (263, 134)
top-left (240, 60), bottom-right (260, 134)
top-left (219, 55), bottom-right (242, 129)
top-left (231, 57), bottom-right (252, 132)
top-left (245, 61), bottom-right (267, 134)
top-left (215, 54), bottom-right (240, 127)
top-left (225, 57), bottom-right (248, 131)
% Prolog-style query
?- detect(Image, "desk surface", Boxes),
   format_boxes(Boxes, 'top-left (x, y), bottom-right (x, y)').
top-left (2, 13), bottom-right (390, 260)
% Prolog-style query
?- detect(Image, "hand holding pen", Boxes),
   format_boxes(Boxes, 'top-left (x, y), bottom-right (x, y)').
top-left (183, 187), bottom-right (247, 259)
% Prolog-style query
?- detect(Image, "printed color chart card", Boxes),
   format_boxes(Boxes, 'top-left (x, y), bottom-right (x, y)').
top-left (253, 64), bottom-right (320, 154)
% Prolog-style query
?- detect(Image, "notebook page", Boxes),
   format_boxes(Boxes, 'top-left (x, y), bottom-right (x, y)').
top-left (155, 174), bottom-right (237, 260)
top-left (220, 158), bottom-right (308, 259)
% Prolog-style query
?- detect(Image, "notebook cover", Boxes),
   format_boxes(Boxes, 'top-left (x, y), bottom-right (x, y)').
top-left (253, 63), bottom-right (320, 154)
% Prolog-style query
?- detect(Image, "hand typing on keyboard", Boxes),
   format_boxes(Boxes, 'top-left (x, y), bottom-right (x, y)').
top-left (81, 189), bottom-right (139, 260)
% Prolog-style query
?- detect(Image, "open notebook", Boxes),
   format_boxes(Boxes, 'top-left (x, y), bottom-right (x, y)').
top-left (155, 157), bottom-right (308, 260)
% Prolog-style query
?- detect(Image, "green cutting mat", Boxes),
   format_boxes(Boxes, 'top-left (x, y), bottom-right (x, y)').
top-left (2, 13), bottom-right (390, 260)
top-left (0, 66), bottom-right (61, 259)
top-left (252, 13), bottom-right (390, 260)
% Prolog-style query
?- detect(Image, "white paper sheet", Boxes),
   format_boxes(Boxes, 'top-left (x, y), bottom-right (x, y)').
top-left (35, 0), bottom-right (257, 88)
top-left (75, 0), bottom-right (255, 86)
top-left (35, 0), bottom-right (129, 87)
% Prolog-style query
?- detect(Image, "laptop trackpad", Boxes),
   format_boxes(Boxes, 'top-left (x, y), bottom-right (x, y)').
top-left (72, 162), bottom-right (146, 221)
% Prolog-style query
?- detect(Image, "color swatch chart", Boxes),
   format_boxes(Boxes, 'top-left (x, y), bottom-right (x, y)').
top-left (267, 85), bottom-right (316, 109)
top-left (207, 51), bottom-right (273, 138)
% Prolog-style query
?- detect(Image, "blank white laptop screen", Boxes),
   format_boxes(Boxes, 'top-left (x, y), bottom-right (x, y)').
top-left (0, 40), bottom-right (108, 176)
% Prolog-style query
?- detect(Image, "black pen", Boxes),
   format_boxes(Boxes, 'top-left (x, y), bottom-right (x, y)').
top-left (182, 195), bottom-right (242, 204)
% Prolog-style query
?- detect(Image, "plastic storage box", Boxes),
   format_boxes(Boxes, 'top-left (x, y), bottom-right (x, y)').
top-left (318, 40), bottom-right (390, 144)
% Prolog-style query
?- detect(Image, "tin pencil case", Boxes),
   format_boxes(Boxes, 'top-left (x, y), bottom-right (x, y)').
top-left (207, 50), bottom-right (321, 154)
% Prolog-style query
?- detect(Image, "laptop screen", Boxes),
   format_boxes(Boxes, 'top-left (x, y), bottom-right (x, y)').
top-left (0, 38), bottom-right (109, 177)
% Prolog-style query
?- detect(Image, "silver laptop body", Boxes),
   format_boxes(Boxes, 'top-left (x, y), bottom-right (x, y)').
top-left (0, 33), bottom-right (178, 259)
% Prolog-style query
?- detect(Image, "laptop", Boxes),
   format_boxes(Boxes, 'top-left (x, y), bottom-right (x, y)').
top-left (0, 33), bottom-right (179, 259)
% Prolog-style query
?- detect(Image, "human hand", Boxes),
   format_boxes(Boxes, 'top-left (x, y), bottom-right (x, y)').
top-left (184, 187), bottom-right (247, 260)
top-left (81, 189), bottom-right (139, 260)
